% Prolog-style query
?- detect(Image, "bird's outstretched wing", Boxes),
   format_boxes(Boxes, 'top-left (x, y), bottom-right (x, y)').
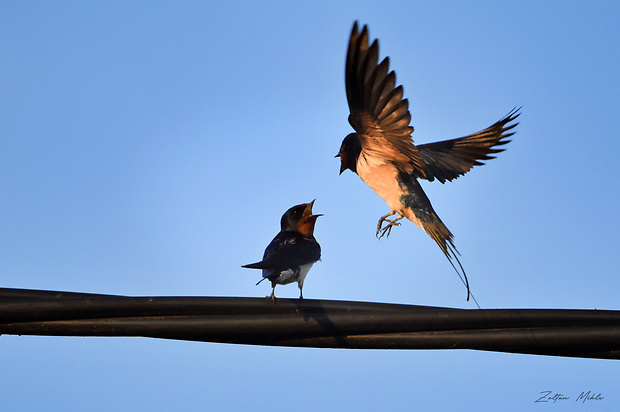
top-left (417, 108), bottom-right (520, 183)
top-left (346, 21), bottom-right (426, 178)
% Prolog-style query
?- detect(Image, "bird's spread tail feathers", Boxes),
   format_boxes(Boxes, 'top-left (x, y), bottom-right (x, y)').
top-left (418, 217), bottom-right (481, 309)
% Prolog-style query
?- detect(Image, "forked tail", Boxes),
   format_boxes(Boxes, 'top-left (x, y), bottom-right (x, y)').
top-left (398, 176), bottom-right (480, 308)
top-left (397, 172), bottom-right (481, 308)
top-left (421, 219), bottom-right (481, 309)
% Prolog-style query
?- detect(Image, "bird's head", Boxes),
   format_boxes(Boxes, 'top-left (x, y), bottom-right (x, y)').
top-left (335, 133), bottom-right (362, 174)
top-left (280, 200), bottom-right (322, 237)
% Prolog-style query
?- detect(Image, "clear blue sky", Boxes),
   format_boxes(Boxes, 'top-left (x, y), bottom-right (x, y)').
top-left (2, 1), bottom-right (619, 410)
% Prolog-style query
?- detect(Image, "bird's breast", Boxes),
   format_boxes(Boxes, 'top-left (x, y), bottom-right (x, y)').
top-left (356, 156), bottom-right (406, 213)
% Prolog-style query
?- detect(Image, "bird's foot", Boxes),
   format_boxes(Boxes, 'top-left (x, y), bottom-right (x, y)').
top-left (376, 214), bottom-right (403, 239)
top-left (377, 220), bottom-right (400, 238)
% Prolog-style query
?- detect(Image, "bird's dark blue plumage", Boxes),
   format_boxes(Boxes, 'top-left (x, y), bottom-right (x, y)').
top-left (242, 201), bottom-right (321, 301)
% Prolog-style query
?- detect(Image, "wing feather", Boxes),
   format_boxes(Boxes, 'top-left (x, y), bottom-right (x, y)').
top-left (417, 108), bottom-right (520, 183)
top-left (346, 22), bottom-right (425, 177)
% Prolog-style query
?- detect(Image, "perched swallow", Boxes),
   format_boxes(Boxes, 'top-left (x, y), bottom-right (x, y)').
top-left (242, 201), bottom-right (322, 301)
top-left (336, 22), bottom-right (520, 304)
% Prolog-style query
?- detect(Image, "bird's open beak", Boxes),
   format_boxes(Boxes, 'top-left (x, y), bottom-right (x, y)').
top-left (298, 200), bottom-right (322, 236)
top-left (303, 199), bottom-right (322, 218)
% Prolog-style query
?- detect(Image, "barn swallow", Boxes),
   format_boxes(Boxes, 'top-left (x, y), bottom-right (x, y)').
top-left (336, 22), bottom-right (520, 305)
top-left (242, 201), bottom-right (322, 301)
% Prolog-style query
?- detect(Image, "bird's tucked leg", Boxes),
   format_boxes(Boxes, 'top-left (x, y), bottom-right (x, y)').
top-left (376, 212), bottom-right (404, 239)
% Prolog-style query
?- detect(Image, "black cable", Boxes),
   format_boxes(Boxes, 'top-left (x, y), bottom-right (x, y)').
top-left (1, 287), bottom-right (618, 360)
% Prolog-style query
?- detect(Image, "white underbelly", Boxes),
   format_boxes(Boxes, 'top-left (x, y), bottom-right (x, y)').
top-left (276, 262), bottom-right (314, 287)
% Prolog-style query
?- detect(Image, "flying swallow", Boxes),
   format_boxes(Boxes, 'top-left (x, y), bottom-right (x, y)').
top-left (336, 22), bottom-right (519, 305)
top-left (242, 201), bottom-right (322, 301)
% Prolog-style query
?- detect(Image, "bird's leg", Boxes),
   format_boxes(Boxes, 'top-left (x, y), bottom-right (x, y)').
top-left (270, 286), bottom-right (276, 303)
top-left (298, 286), bottom-right (304, 300)
top-left (376, 212), bottom-right (404, 239)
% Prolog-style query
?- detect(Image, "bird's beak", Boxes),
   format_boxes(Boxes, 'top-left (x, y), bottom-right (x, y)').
top-left (298, 200), bottom-right (322, 236)
top-left (304, 199), bottom-right (316, 216)
top-left (336, 151), bottom-right (347, 175)
top-left (303, 199), bottom-right (322, 219)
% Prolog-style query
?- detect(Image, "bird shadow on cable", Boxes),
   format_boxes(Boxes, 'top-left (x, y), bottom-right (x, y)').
top-left (291, 299), bottom-right (353, 348)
